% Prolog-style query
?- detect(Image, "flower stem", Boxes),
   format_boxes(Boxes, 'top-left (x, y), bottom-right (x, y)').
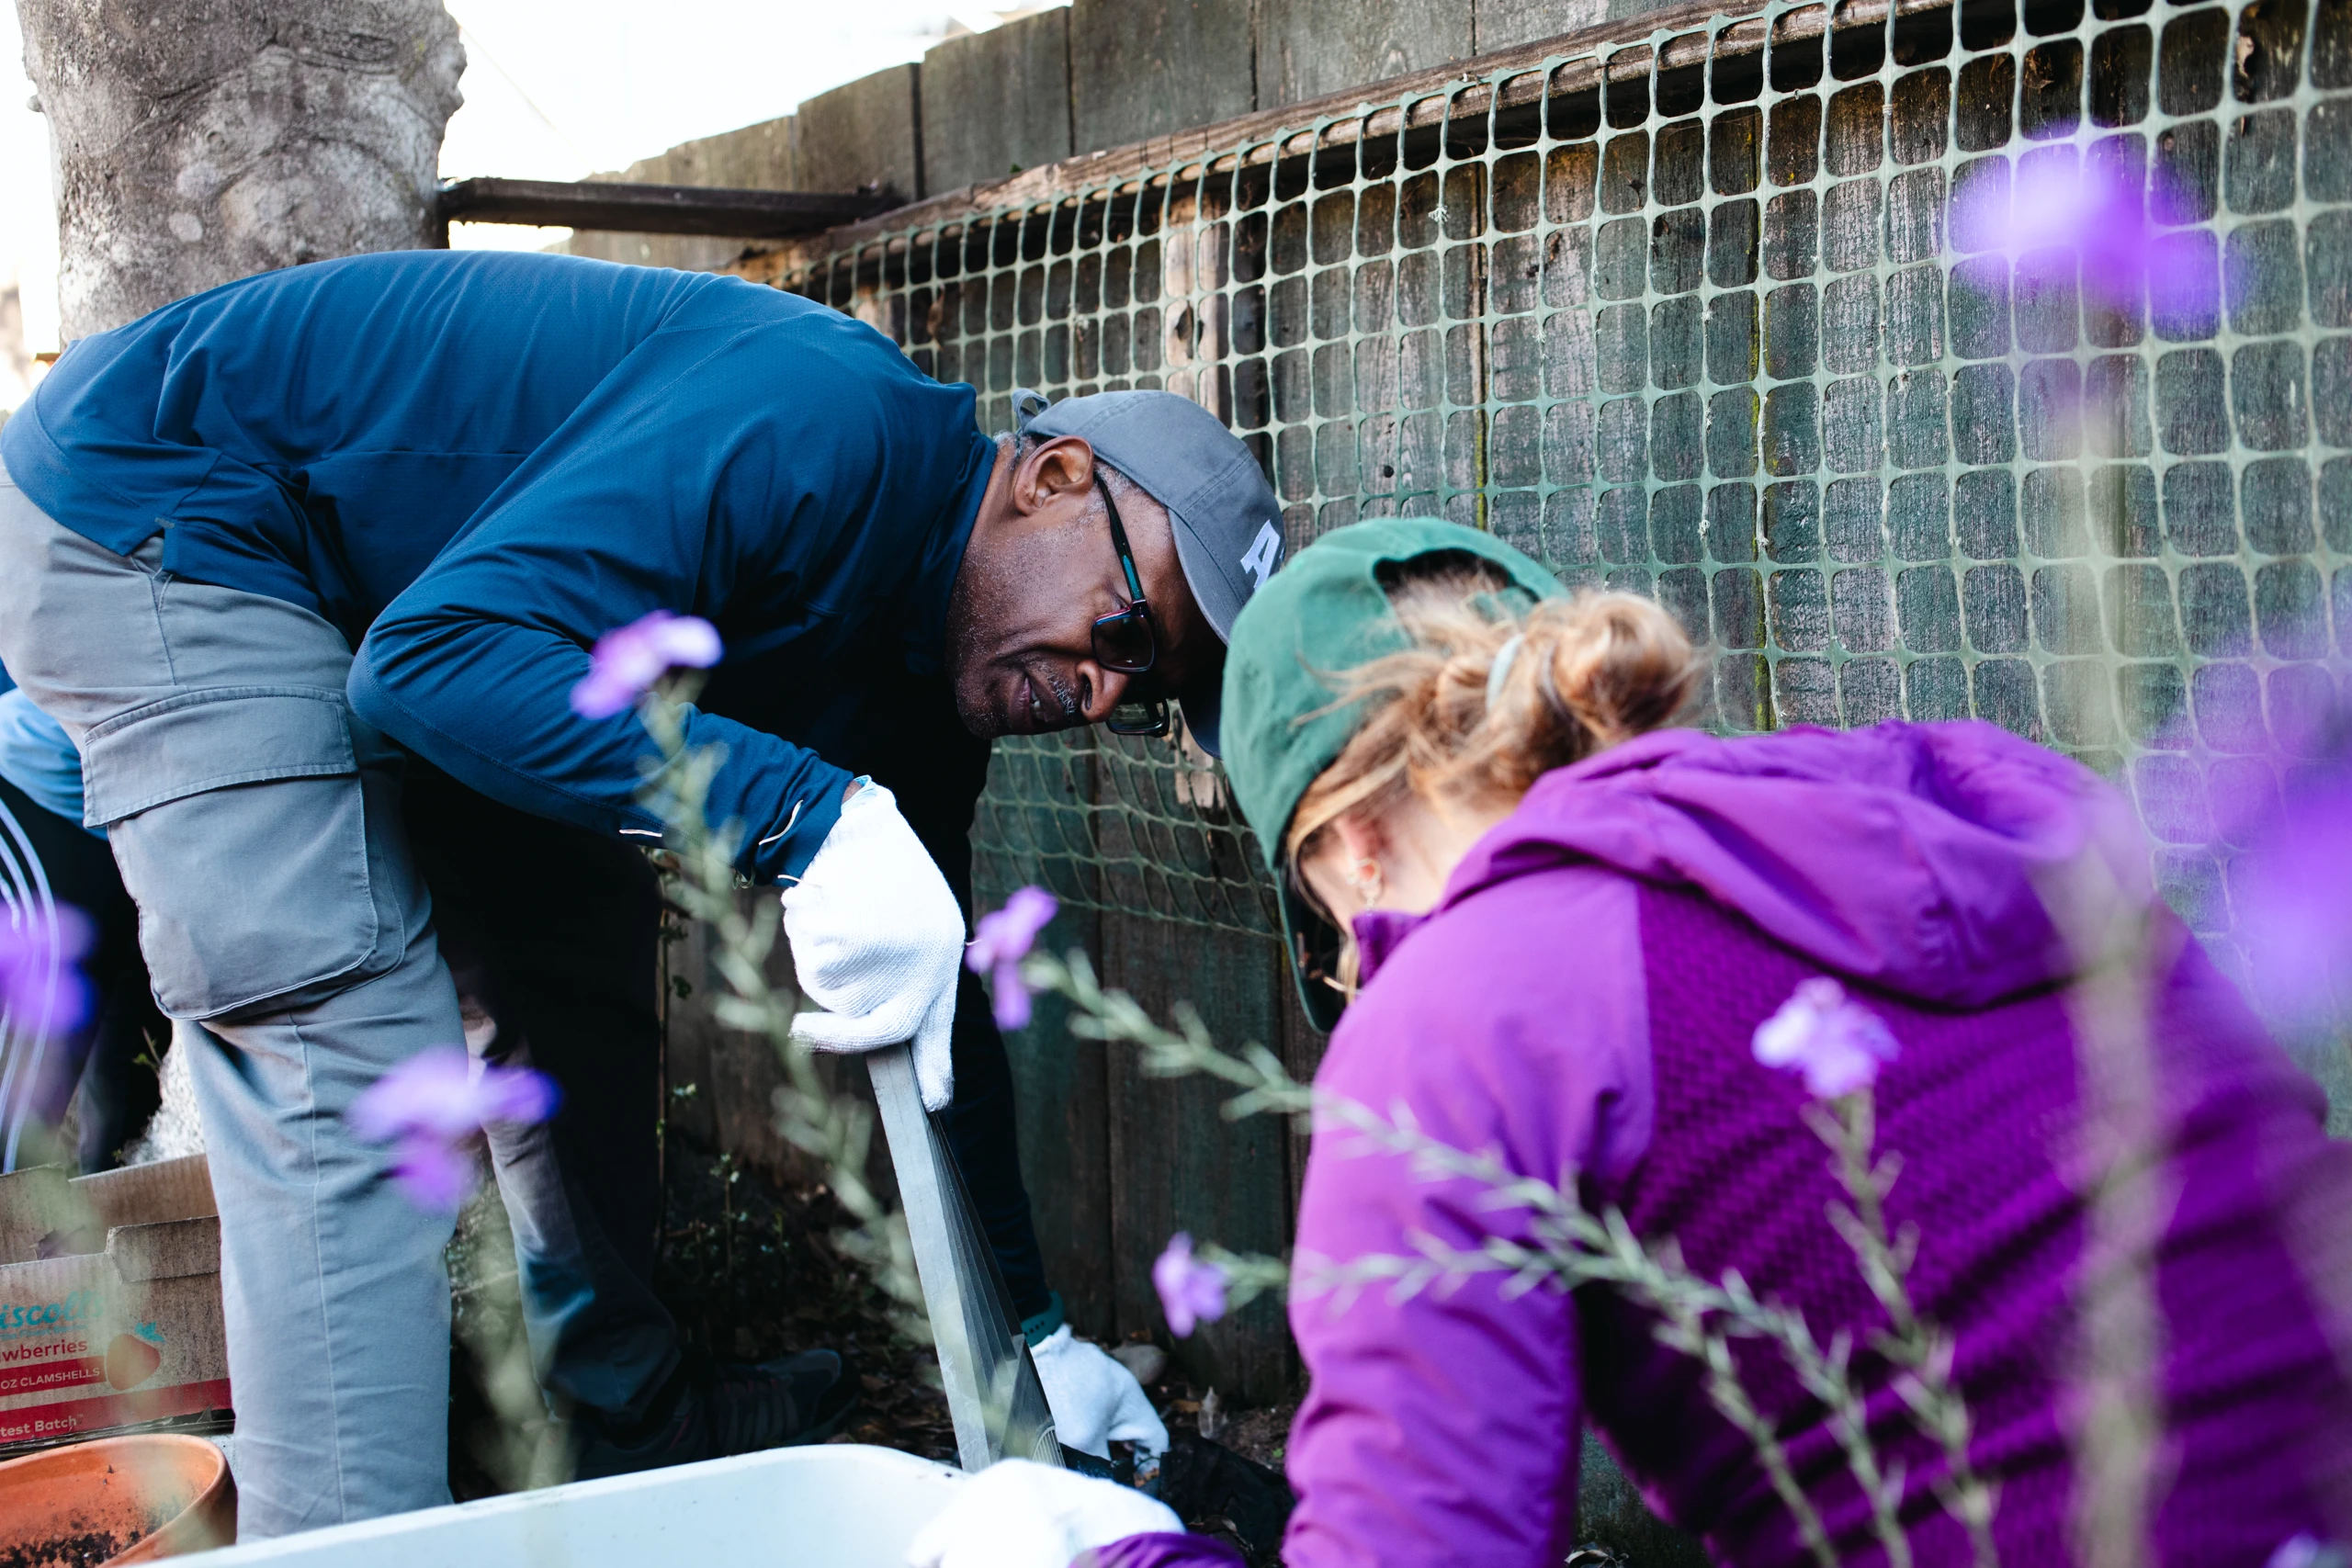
top-left (636, 682), bottom-right (927, 1336)
top-left (1807, 1092), bottom-right (2002, 1568)
top-left (1025, 947), bottom-right (1849, 1563)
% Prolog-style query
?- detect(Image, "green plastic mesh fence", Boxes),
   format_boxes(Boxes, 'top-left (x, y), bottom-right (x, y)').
top-left (781, 0), bottom-right (2351, 975)
top-left (965, 728), bottom-right (1282, 941)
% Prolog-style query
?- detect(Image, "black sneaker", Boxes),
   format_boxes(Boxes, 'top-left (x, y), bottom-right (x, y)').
top-left (572, 1349), bottom-right (856, 1481)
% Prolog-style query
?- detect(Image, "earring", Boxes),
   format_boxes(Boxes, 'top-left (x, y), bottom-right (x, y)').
top-left (1350, 855), bottom-right (1385, 908)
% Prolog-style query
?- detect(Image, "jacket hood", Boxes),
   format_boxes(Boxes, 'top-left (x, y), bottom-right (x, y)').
top-left (1376, 721), bottom-right (2154, 1010)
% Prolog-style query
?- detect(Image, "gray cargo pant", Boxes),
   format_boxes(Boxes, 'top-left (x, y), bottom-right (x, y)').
top-left (0, 482), bottom-right (461, 1536)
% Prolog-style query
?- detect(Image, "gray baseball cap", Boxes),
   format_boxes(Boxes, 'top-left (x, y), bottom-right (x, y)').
top-left (1014, 388), bottom-right (1284, 755)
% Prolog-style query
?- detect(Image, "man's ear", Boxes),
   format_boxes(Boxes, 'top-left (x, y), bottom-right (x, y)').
top-left (1012, 435), bottom-right (1099, 515)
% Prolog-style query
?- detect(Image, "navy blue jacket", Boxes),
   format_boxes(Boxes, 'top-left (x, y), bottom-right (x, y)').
top-left (3, 251), bottom-right (995, 880)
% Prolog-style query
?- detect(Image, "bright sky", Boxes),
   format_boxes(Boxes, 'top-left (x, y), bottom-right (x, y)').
top-left (0, 2), bottom-right (1063, 395)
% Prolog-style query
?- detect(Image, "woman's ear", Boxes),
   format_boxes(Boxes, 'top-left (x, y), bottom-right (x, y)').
top-left (1331, 809), bottom-right (1385, 868)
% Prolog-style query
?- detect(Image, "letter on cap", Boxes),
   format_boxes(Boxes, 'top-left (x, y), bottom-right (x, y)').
top-left (1240, 521), bottom-right (1281, 589)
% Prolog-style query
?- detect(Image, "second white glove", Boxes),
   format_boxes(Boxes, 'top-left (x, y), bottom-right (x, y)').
top-left (1029, 1325), bottom-right (1170, 1461)
top-left (781, 782), bottom-right (964, 1111)
top-left (906, 1459), bottom-right (1182, 1568)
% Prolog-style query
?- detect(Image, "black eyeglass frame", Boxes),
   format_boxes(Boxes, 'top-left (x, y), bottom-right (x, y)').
top-left (1091, 479), bottom-right (1172, 739)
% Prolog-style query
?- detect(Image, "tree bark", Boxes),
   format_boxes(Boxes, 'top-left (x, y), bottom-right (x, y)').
top-left (17, 0), bottom-right (465, 340)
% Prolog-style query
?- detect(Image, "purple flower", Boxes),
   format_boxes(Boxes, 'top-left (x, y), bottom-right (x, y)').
top-left (1752, 977), bottom-right (1901, 1099)
top-left (0, 904), bottom-right (93, 1039)
top-left (347, 1046), bottom-right (560, 1211)
top-left (967, 886), bottom-right (1057, 1032)
top-left (2267, 1537), bottom-right (2350, 1568)
top-left (569, 611), bottom-right (723, 719)
top-left (1152, 1233), bottom-right (1228, 1338)
top-left (1953, 152), bottom-right (2206, 314)
top-left (2235, 762), bottom-right (2352, 1024)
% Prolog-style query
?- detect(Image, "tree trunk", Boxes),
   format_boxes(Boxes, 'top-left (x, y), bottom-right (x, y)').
top-left (17, 0), bottom-right (465, 340)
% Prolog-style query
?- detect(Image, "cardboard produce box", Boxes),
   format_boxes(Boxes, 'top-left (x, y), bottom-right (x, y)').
top-left (0, 1155), bottom-right (229, 1451)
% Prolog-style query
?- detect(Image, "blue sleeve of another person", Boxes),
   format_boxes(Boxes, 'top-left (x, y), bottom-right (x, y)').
top-left (0, 687), bottom-right (99, 837)
top-left (350, 299), bottom-right (991, 885)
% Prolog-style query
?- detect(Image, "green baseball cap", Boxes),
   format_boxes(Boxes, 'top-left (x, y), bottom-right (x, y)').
top-left (1220, 517), bottom-right (1566, 1031)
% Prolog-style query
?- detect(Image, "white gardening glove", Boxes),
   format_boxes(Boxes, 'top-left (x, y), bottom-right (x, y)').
top-left (907, 1459), bottom-right (1182, 1568)
top-left (781, 782), bottom-right (964, 1111)
top-left (1029, 1325), bottom-right (1170, 1461)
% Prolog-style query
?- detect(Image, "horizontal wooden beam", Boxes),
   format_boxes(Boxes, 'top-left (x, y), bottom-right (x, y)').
top-left (786, 0), bottom-right (1755, 260)
top-left (436, 178), bottom-right (895, 237)
top-left (766, 0), bottom-right (1962, 273)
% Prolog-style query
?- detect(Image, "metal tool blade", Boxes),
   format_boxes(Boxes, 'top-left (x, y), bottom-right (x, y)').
top-left (865, 1042), bottom-right (1062, 1472)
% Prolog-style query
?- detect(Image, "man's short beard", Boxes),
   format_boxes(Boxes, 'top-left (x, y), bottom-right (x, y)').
top-left (946, 556), bottom-right (1089, 735)
top-left (943, 566), bottom-right (1001, 736)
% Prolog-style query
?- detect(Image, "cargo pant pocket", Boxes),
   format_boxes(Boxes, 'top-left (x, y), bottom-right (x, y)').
top-left (84, 687), bottom-right (389, 1020)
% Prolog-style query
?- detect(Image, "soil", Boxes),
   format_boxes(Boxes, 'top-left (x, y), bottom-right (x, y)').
top-left (0, 1529), bottom-right (143, 1568)
top-left (447, 1131), bottom-right (958, 1496)
top-left (646, 1135), bottom-right (958, 1463)
top-left (1164, 1393), bottom-right (1297, 1474)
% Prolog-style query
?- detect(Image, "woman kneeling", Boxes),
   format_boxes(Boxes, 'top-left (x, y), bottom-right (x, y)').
top-left (926, 518), bottom-right (2352, 1568)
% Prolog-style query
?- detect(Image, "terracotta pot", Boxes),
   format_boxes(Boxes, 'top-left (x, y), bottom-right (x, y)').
top-left (0, 1434), bottom-right (236, 1566)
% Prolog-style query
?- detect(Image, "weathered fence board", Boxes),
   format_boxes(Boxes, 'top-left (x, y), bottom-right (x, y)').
top-left (1255, 0), bottom-right (1475, 108)
top-left (999, 928), bottom-right (1118, 1338)
top-left (797, 62), bottom-right (925, 200)
top-left (1101, 916), bottom-right (1295, 1403)
top-left (977, 729), bottom-right (1120, 1337)
top-left (1069, 0), bottom-right (1260, 153)
top-left (922, 8), bottom-right (1076, 195)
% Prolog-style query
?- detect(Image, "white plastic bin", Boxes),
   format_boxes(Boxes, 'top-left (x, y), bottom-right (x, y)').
top-left (189, 1445), bottom-right (965, 1567)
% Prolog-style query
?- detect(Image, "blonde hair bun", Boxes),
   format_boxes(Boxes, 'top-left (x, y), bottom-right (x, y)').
top-left (1283, 560), bottom-right (1704, 870)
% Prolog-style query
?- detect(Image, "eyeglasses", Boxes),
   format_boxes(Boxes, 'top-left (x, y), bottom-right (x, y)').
top-left (1091, 480), bottom-right (1171, 738)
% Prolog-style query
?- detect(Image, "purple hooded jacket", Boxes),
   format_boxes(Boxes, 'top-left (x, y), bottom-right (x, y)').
top-left (1091, 721), bottom-right (2352, 1568)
